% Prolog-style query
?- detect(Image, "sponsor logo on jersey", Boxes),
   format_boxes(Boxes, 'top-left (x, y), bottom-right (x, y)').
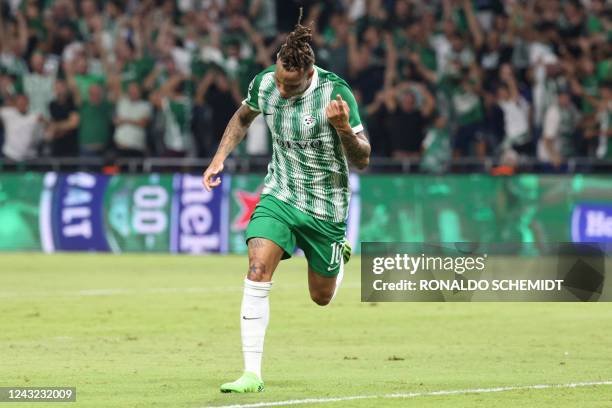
top-left (274, 137), bottom-right (323, 149)
top-left (571, 204), bottom-right (612, 242)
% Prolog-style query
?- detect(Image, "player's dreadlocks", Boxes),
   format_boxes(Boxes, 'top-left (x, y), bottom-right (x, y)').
top-left (278, 7), bottom-right (315, 71)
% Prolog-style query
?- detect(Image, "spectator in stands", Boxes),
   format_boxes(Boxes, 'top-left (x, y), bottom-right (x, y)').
top-left (0, 0), bottom-right (609, 172)
top-left (113, 82), bottom-right (152, 157)
top-left (421, 113), bottom-right (451, 174)
top-left (19, 52), bottom-right (55, 119)
top-left (67, 55), bottom-right (105, 104)
top-left (0, 10), bottom-right (28, 78)
top-left (314, 12), bottom-right (351, 80)
top-left (249, 0), bottom-right (277, 42)
top-left (571, 55), bottom-right (601, 117)
top-left (0, 94), bottom-right (43, 162)
top-left (570, 54), bottom-right (603, 156)
top-left (143, 57), bottom-right (178, 96)
top-left (348, 24), bottom-right (392, 104)
top-left (495, 64), bottom-right (531, 156)
top-left (150, 74), bottom-right (193, 157)
top-left (383, 82), bottom-right (435, 159)
top-left (477, 30), bottom-right (513, 93)
top-left (445, 67), bottom-right (486, 157)
top-left (195, 67), bottom-right (242, 157)
top-left (47, 79), bottom-right (79, 157)
top-left (0, 69), bottom-right (15, 107)
top-left (538, 87), bottom-right (582, 169)
top-left (76, 84), bottom-right (114, 157)
top-left (352, 88), bottom-right (390, 157)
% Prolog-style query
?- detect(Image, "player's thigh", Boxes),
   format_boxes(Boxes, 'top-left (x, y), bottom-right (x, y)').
top-left (245, 207), bottom-right (296, 282)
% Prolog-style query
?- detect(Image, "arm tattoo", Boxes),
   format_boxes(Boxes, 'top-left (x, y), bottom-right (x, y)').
top-left (213, 105), bottom-right (260, 161)
top-left (337, 129), bottom-right (371, 170)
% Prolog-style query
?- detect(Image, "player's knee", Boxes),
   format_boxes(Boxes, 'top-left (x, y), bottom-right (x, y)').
top-left (247, 260), bottom-right (268, 282)
top-left (310, 292), bottom-right (332, 306)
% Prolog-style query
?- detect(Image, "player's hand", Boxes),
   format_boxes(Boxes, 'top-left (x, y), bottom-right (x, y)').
top-left (326, 94), bottom-right (351, 133)
top-left (202, 161), bottom-right (224, 192)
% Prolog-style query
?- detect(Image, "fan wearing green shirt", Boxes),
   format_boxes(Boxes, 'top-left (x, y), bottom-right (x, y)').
top-left (74, 83), bottom-right (113, 157)
top-left (65, 56), bottom-right (113, 157)
top-left (202, 11), bottom-right (371, 394)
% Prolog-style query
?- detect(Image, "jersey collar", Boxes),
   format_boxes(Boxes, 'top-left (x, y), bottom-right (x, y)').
top-left (303, 66), bottom-right (319, 97)
top-left (290, 66), bottom-right (318, 101)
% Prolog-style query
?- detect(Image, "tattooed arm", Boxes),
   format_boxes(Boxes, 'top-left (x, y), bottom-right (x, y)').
top-left (202, 104), bottom-right (260, 191)
top-left (326, 94), bottom-right (371, 169)
top-left (337, 129), bottom-right (371, 170)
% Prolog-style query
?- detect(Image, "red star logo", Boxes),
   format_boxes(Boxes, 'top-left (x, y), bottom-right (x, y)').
top-left (232, 189), bottom-right (261, 231)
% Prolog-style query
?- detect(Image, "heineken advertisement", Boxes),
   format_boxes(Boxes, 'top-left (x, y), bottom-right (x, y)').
top-left (1, 173), bottom-right (611, 252)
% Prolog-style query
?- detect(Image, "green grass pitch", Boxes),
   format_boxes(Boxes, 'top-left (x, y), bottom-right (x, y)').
top-left (1, 253), bottom-right (611, 407)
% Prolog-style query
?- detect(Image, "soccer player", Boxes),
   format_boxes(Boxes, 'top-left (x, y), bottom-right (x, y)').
top-left (202, 14), bottom-right (370, 393)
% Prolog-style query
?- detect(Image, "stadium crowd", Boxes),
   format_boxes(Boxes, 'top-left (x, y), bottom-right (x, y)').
top-left (0, 0), bottom-right (610, 172)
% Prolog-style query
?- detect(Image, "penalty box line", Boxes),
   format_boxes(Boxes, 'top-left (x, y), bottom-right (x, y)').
top-left (203, 380), bottom-right (612, 408)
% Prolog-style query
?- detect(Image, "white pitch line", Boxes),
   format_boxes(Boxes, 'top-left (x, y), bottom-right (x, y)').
top-left (203, 381), bottom-right (612, 408)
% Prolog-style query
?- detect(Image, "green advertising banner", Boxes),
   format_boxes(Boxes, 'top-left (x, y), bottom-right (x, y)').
top-left (359, 174), bottom-right (499, 243)
top-left (358, 174), bottom-right (612, 248)
top-left (0, 173), bottom-right (43, 251)
top-left (1, 173), bottom-right (612, 253)
top-left (103, 174), bottom-right (174, 252)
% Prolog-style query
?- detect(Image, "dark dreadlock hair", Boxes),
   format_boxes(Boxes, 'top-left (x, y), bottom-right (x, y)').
top-left (278, 7), bottom-right (315, 71)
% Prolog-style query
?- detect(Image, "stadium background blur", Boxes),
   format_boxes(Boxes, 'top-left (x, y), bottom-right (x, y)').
top-left (0, 0), bottom-right (610, 173)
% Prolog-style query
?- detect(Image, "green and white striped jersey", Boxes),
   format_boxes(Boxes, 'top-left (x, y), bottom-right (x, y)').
top-left (243, 65), bottom-right (363, 222)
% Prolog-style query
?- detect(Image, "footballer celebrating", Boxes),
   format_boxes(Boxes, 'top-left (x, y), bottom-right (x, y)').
top-left (202, 13), bottom-right (370, 393)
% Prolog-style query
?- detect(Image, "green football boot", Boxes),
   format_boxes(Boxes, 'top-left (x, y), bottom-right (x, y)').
top-left (342, 239), bottom-right (352, 265)
top-left (220, 371), bottom-right (264, 393)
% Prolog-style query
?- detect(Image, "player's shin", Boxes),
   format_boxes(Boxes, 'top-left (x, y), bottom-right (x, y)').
top-left (240, 279), bottom-right (272, 380)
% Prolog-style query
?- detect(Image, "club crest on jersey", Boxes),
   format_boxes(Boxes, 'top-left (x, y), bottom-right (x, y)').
top-left (302, 113), bottom-right (317, 129)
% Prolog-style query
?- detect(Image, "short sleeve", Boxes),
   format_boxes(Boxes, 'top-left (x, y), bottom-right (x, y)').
top-left (331, 82), bottom-right (364, 134)
top-left (242, 73), bottom-right (263, 112)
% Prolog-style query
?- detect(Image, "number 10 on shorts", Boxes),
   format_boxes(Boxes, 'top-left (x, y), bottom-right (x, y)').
top-left (329, 242), bottom-right (343, 266)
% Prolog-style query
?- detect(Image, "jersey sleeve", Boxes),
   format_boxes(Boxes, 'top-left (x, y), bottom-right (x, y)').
top-left (331, 82), bottom-right (364, 134)
top-left (242, 71), bottom-right (266, 112)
